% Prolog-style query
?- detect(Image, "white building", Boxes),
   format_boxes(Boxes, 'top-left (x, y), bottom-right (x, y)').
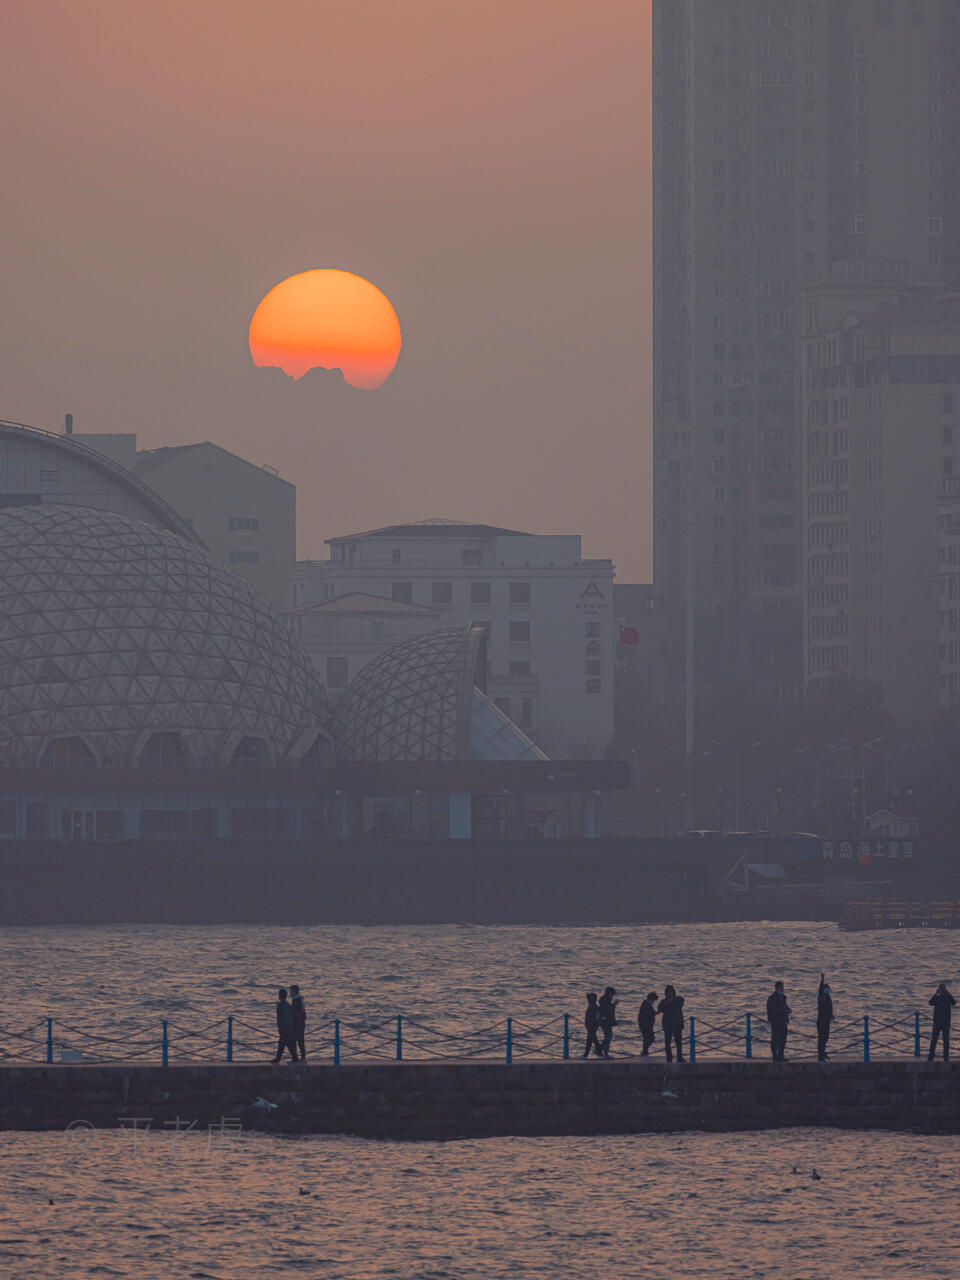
top-left (289, 520), bottom-right (616, 756)
top-left (66, 430), bottom-right (296, 609)
top-left (285, 592), bottom-right (442, 693)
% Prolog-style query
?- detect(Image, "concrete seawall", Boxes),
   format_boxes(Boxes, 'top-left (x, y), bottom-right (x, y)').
top-left (6, 835), bottom-right (956, 925)
top-left (2, 1062), bottom-right (958, 1139)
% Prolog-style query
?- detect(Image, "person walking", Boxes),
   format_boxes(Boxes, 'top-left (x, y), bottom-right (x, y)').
top-left (816, 973), bottom-right (834, 1062)
top-left (928, 982), bottom-right (956, 1062)
top-left (272, 987), bottom-right (298, 1063)
top-left (290, 983), bottom-right (307, 1060)
top-left (637, 991), bottom-right (658, 1056)
top-left (766, 981), bottom-right (791, 1061)
top-left (658, 985), bottom-right (685, 1063)
top-left (583, 991), bottom-right (604, 1059)
top-left (598, 986), bottom-right (619, 1058)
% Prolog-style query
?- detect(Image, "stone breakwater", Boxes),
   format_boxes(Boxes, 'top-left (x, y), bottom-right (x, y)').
top-left (1, 1061), bottom-right (958, 1139)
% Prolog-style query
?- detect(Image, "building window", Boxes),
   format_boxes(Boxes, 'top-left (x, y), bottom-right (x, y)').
top-left (461, 549), bottom-right (481, 566)
top-left (944, 394), bottom-right (955, 414)
top-left (392, 549), bottom-right (401, 561)
top-left (326, 656), bottom-right (348, 689)
top-left (509, 582), bottom-right (531, 605)
top-left (471, 581), bottom-right (492, 605)
top-left (509, 660), bottom-right (531, 676)
top-left (391, 582), bottom-right (413, 604)
top-left (944, 425), bottom-right (954, 445)
top-left (228, 550), bottom-right (260, 564)
top-left (509, 621), bottom-right (531, 643)
top-left (431, 582), bottom-right (453, 604)
top-left (519, 698), bottom-right (533, 729)
top-left (228, 517), bottom-right (260, 530)
top-left (929, 218), bottom-right (943, 235)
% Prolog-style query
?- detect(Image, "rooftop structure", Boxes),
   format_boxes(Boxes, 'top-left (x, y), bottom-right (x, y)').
top-left (0, 419), bottom-right (198, 542)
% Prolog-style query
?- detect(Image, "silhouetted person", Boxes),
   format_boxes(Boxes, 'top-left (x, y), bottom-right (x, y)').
top-left (583, 991), bottom-right (604, 1059)
top-left (272, 987), bottom-right (298, 1063)
top-left (638, 991), bottom-right (658, 1056)
top-left (290, 983), bottom-right (306, 1060)
top-left (658, 985), bottom-right (685, 1063)
top-left (928, 982), bottom-right (955, 1062)
top-left (598, 986), bottom-right (618, 1057)
top-left (766, 981), bottom-right (791, 1061)
top-left (817, 972), bottom-right (834, 1061)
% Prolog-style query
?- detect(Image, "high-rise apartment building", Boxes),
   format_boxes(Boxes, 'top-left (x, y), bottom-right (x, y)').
top-left (802, 282), bottom-right (960, 720)
top-left (653, 0), bottom-right (960, 736)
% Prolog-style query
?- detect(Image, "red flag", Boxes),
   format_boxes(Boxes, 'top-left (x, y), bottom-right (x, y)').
top-left (619, 626), bottom-right (639, 645)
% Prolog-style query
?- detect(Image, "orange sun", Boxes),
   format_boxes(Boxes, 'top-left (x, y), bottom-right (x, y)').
top-left (249, 269), bottom-right (401, 389)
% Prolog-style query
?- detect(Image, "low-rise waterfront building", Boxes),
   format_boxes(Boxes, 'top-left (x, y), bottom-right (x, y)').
top-left (290, 520), bottom-right (616, 756)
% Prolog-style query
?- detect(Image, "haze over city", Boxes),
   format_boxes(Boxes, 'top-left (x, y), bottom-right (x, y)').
top-left (0, 0), bottom-right (651, 577)
top-left (3, 4), bottom-right (960, 1279)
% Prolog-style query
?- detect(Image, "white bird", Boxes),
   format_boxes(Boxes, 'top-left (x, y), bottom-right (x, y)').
top-left (252, 1096), bottom-right (278, 1113)
top-left (661, 1078), bottom-right (678, 1100)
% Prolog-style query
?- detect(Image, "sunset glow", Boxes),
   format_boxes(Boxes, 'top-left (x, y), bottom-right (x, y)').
top-left (248, 269), bottom-right (401, 389)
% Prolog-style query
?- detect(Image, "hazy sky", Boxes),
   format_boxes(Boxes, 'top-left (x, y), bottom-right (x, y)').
top-left (1, 1), bottom-right (650, 578)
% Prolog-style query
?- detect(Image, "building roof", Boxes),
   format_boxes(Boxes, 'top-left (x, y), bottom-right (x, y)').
top-left (326, 517), bottom-right (529, 544)
top-left (853, 292), bottom-right (960, 331)
top-left (0, 419), bottom-right (202, 546)
top-left (136, 441), bottom-right (294, 489)
top-left (284, 592), bottom-right (439, 617)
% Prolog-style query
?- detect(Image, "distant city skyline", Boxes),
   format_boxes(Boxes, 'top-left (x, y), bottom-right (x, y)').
top-left (0, 1), bottom-right (651, 579)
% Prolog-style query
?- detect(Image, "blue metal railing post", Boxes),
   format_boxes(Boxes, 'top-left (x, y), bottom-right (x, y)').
top-left (161, 1019), bottom-right (169, 1067)
top-left (863, 1015), bottom-right (870, 1063)
top-left (914, 1010), bottom-right (921, 1058)
top-left (46, 1017), bottom-right (53, 1064)
top-left (334, 1019), bottom-right (341, 1065)
top-left (226, 1015), bottom-right (233, 1063)
top-left (396, 1014), bottom-right (403, 1061)
top-left (562, 1013), bottom-right (570, 1060)
top-left (689, 1016), bottom-right (696, 1063)
top-left (506, 1018), bottom-right (513, 1064)
top-left (745, 1011), bottom-right (752, 1059)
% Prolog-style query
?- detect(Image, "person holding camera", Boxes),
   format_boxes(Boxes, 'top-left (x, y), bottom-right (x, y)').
top-left (928, 982), bottom-right (956, 1062)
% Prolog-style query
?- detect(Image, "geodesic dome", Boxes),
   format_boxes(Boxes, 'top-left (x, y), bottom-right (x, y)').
top-left (0, 504), bottom-right (324, 765)
top-left (332, 624), bottom-right (545, 763)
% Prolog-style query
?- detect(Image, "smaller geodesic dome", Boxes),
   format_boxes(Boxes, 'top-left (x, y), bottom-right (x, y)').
top-left (332, 625), bottom-right (545, 763)
top-left (0, 504), bottom-right (325, 765)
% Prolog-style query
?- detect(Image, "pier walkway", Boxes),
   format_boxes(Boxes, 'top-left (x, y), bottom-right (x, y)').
top-left (1, 1060), bottom-right (957, 1138)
